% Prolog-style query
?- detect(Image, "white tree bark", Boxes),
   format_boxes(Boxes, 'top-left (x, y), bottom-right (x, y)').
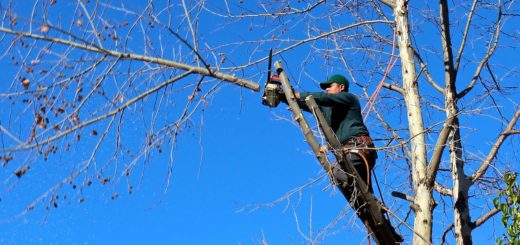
top-left (394, 0), bottom-right (433, 243)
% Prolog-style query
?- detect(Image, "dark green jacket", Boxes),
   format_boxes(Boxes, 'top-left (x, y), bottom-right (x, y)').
top-left (299, 91), bottom-right (369, 144)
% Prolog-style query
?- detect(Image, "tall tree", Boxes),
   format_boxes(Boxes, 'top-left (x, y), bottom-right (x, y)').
top-left (0, 1), bottom-right (518, 244)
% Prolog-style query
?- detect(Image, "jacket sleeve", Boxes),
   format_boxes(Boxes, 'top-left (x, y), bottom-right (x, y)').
top-left (299, 92), bottom-right (355, 108)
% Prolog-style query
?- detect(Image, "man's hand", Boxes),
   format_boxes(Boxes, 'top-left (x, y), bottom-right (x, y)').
top-left (279, 87), bottom-right (299, 104)
top-left (278, 91), bottom-right (288, 104)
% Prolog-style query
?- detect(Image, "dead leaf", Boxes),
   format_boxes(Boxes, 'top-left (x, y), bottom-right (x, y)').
top-left (21, 78), bottom-right (30, 90)
top-left (15, 165), bottom-right (30, 178)
top-left (50, 0), bottom-right (57, 5)
top-left (35, 115), bottom-right (45, 128)
top-left (111, 193), bottom-right (119, 200)
top-left (100, 177), bottom-right (110, 185)
top-left (41, 25), bottom-right (49, 33)
top-left (2, 155), bottom-right (13, 167)
top-left (3, 155), bottom-right (13, 163)
top-left (77, 19), bottom-right (83, 27)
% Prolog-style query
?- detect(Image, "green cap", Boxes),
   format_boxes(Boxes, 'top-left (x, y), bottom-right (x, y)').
top-left (319, 74), bottom-right (349, 91)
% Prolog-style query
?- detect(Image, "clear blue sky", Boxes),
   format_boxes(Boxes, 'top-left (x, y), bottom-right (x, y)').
top-left (1, 1), bottom-right (518, 244)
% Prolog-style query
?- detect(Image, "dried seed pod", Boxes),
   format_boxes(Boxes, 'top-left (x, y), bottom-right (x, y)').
top-left (21, 78), bottom-right (30, 90)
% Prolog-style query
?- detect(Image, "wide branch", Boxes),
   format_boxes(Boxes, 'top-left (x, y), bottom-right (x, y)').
top-left (425, 116), bottom-right (455, 187)
top-left (274, 61), bottom-right (333, 173)
top-left (0, 27), bottom-right (260, 91)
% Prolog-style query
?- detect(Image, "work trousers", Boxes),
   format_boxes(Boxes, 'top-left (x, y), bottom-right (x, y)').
top-left (332, 136), bottom-right (377, 224)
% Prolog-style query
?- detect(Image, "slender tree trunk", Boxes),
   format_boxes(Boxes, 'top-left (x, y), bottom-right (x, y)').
top-left (394, 0), bottom-right (433, 243)
top-left (439, 0), bottom-right (473, 243)
top-left (449, 117), bottom-right (473, 245)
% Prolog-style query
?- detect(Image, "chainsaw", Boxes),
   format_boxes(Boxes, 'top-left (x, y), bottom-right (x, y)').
top-left (261, 49), bottom-right (283, 107)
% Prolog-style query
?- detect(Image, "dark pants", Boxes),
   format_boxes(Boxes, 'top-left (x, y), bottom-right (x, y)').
top-left (332, 138), bottom-right (403, 242)
top-left (333, 143), bottom-right (376, 224)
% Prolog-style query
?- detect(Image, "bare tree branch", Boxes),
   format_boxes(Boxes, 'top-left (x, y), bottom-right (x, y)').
top-left (426, 115), bottom-right (455, 187)
top-left (378, 0), bottom-right (396, 9)
top-left (441, 203), bottom-right (505, 245)
top-left (435, 182), bottom-right (453, 196)
top-left (413, 49), bottom-right (444, 94)
top-left (234, 20), bottom-right (395, 69)
top-left (471, 109), bottom-right (520, 183)
top-left (274, 61), bottom-right (333, 173)
top-left (203, 0), bottom-right (327, 18)
top-left (457, 6), bottom-right (503, 99)
top-left (472, 206), bottom-right (500, 229)
top-left (454, 0), bottom-right (478, 73)
top-left (0, 27), bottom-right (260, 91)
top-left (382, 82), bottom-right (405, 95)
top-left (78, 0), bottom-right (103, 49)
top-left (1, 70), bottom-right (194, 153)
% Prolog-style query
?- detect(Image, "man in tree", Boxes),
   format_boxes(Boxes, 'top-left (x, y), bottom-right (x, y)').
top-left (291, 74), bottom-right (378, 225)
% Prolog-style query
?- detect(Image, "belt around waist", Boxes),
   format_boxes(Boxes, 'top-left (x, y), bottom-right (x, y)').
top-left (345, 135), bottom-right (373, 145)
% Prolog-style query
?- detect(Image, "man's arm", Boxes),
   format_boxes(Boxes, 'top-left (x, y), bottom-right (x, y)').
top-left (299, 92), bottom-right (355, 107)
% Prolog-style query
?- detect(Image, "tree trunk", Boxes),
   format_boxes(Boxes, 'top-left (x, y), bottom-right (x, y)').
top-left (439, 0), bottom-right (473, 242)
top-left (449, 118), bottom-right (473, 245)
top-left (394, 0), bottom-right (433, 243)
